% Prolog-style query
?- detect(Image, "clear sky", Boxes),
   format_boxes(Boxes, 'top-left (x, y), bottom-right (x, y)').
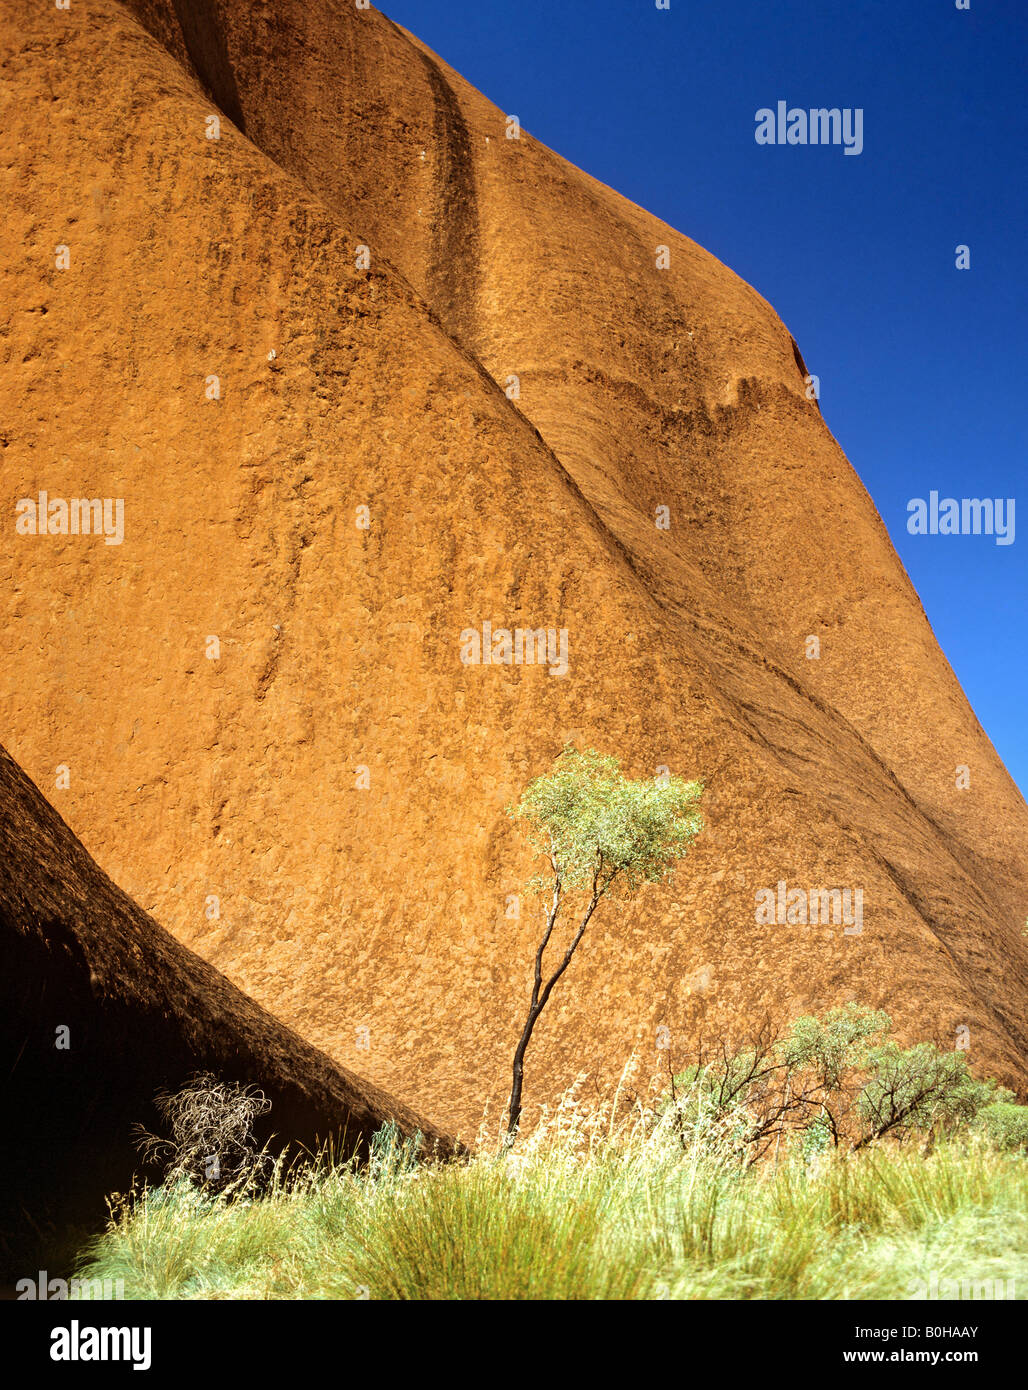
top-left (381, 0), bottom-right (1026, 800)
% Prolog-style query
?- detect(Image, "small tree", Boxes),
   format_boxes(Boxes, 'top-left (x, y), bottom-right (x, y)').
top-left (503, 746), bottom-right (703, 1141)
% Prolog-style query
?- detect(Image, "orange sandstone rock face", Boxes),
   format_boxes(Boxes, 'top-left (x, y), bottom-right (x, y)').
top-left (1, 0), bottom-right (1026, 1141)
top-left (0, 744), bottom-right (451, 1267)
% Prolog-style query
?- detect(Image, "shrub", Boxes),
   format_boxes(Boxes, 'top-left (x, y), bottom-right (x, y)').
top-left (133, 1073), bottom-right (272, 1195)
top-left (855, 1042), bottom-right (998, 1148)
top-left (660, 1006), bottom-right (1007, 1158)
top-left (977, 1101), bottom-right (1028, 1153)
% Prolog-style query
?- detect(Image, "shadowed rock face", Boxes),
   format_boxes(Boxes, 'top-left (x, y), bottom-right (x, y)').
top-left (0, 745), bottom-right (452, 1273)
top-left (1, 0), bottom-right (1025, 1147)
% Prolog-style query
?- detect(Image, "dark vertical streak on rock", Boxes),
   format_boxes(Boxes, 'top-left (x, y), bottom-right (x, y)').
top-left (170, 0), bottom-right (247, 134)
top-left (415, 50), bottom-right (480, 348)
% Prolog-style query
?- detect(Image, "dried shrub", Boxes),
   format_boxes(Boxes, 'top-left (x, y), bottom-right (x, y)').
top-left (133, 1073), bottom-right (272, 1195)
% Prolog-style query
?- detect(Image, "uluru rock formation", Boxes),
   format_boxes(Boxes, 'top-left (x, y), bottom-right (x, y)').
top-left (0, 744), bottom-right (450, 1270)
top-left (1, 0), bottom-right (1026, 1151)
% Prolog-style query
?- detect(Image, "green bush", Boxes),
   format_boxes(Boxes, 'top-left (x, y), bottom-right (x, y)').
top-left (856, 1041), bottom-right (999, 1147)
top-left (977, 1102), bottom-right (1028, 1153)
top-left (661, 1007), bottom-right (1010, 1158)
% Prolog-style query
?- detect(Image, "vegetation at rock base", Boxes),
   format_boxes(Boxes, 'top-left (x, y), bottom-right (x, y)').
top-left (658, 1003), bottom-right (1021, 1161)
top-left (73, 1023), bottom-right (1028, 1301)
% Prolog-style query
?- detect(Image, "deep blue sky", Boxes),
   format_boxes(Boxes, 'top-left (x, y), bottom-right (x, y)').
top-left (383, 0), bottom-right (1026, 800)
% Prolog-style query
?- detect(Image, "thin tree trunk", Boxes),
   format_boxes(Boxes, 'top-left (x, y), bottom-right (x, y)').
top-left (504, 863), bottom-right (607, 1142)
top-left (505, 864), bottom-right (562, 1143)
top-left (506, 1013), bottom-right (537, 1142)
top-left (773, 1074), bottom-right (790, 1169)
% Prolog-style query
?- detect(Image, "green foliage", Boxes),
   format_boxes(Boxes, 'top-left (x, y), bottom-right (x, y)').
top-left (73, 1112), bottom-right (1028, 1301)
top-left (801, 1115), bottom-right (833, 1161)
top-left (857, 1042), bottom-right (999, 1141)
top-left (506, 746), bottom-right (703, 895)
top-left (501, 748), bottom-right (704, 1141)
top-left (783, 1003), bottom-right (891, 1090)
top-left (660, 1006), bottom-right (893, 1160)
top-left (661, 1005), bottom-right (1015, 1159)
top-left (977, 1101), bottom-right (1028, 1153)
top-left (369, 1121), bottom-right (422, 1181)
top-left (661, 1058), bottom-right (757, 1154)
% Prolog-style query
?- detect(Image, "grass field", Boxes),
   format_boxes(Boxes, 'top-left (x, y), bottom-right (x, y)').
top-left (72, 1096), bottom-right (1027, 1301)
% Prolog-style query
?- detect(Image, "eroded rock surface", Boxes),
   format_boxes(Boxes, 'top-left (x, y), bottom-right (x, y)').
top-left (1, 1), bottom-right (1025, 1145)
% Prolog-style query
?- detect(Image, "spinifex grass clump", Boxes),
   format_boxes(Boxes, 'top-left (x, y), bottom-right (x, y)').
top-left (75, 1073), bottom-right (1028, 1301)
